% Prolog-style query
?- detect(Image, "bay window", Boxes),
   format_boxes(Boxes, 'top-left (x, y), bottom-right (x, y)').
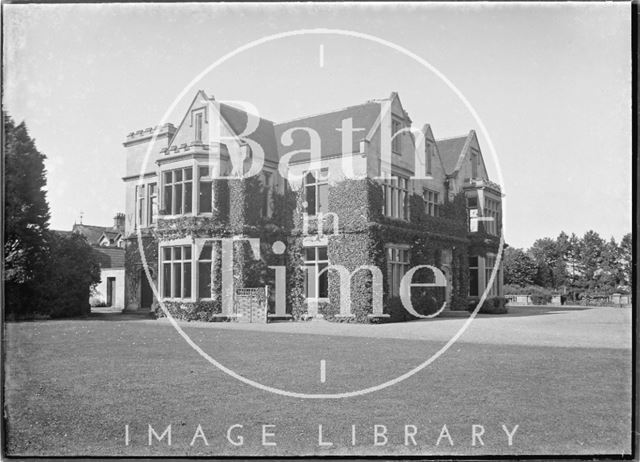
top-left (198, 242), bottom-right (213, 299)
top-left (198, 166), bottom-right (212, 214)
top-left (162, 245), bottom-right (192, 299)
top-left (163, 167), bottom-right (193, 215)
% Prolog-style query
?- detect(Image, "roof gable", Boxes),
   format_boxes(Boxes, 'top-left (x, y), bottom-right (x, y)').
top-left (166, 90), bottom-right (279, 164)
top-left (436, 135), bottom-right (469, 175)
top-left (72, 224), bottom-right (110, 246)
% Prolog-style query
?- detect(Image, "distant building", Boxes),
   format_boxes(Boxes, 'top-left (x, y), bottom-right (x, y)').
top-left (70, 214), bottom-right (126, 308)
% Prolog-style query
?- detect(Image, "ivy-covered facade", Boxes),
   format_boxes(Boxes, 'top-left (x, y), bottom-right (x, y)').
top-left (121, 91), bottom-right (504, 322)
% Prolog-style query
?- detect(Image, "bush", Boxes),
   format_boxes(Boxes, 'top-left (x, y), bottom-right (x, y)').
top-left (503, 284), bottom-right (553, 305)
top-left (155, 300), bottom-right (222, 322)
top-left (468, 296), bottom-right (509, 314)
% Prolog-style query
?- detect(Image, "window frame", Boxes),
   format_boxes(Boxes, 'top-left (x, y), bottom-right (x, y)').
top-left (161, 244), bottom-right (194, 300)
top-left (303, 244), bottom-right (329, 300)
top-left (423, 188), bottom-right (440, 217)
top-left (303, 169), bottom-right (329, 217)
top-left (386, 244), bottom-right (410, 297)
top-left (381, 176), bottom-right (409, 221)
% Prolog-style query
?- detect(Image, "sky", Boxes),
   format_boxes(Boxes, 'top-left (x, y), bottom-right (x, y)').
top-left (3, 2), bottom-right (632, 249)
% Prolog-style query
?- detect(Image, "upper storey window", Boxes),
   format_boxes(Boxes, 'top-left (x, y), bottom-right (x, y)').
top-left (471, 150), bottom-right (479, 178)
top-left (135, 182), bottom-right (157, 229)
top-left (382, 177), bottom-right (409, 221)
top-left (163, 167), bottom-right (193, 215)
top-left (304, 169), bottom-right (328, 216)
top-left (392, 119), bottom-right (402, 154)
top-left (195, 113), bottom-right (203, 142)
top-left (484, 197), bottom-right (501, 236)
top-left (426, 142), bottom-right (433, 175)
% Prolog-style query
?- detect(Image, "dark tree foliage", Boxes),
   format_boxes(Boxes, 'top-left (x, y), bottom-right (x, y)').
top-left (37, 233), bottom-right (101, 318)
top-left (505, 230), bottom-right (632, 299)
top-left (503, 247), bottom-right (537, 287)
top-left (4, 113), bottom-right (101, 318)
top-left (4, 113), bottom-right (50, 316)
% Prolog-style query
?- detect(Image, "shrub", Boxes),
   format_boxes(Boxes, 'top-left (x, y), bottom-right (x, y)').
top-left (503, 284), bottom-right (553, 305)
top-left (155, 300), bottom-right (222, 322)
top-left (467, 296), bottom-right (509, 314)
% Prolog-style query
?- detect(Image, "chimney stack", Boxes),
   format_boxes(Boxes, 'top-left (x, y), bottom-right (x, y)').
top-left (113, 212), bottom-right (125, 233)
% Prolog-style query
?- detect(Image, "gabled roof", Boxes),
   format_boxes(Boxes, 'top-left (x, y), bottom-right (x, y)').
top-left (72, 224), bottom-right (111, 246)
top-left (99, 231), bottom-right (122, 246)
top-left (167, 90), bottom-right (279, 164)
top-left (274, 100), bottom-right (381, 161)
top-left (436, 135), bottom-right (469, 175)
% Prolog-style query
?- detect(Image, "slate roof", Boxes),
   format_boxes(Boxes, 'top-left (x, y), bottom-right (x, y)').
top-left (93, 247), bottom-right (125, 269)
top-left (218, 102), bottom-right (280, 164)
top-left (72, 224), bottom-right (111, 246)
top-left (274, 101), bottom-right (381, 162)
top-left (436, 135), bottom-right (468, 175)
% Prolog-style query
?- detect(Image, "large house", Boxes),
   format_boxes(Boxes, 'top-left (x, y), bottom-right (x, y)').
top-left (122, 91), bottom-right (503, 322)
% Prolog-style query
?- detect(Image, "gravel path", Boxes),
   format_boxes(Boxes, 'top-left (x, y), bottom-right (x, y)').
top-left (146, 305), bottom-right (631, 350)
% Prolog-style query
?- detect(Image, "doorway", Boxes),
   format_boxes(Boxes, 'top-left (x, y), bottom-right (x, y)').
top-left (140, 269), bottom-right (153, 310)
top-left (106, 277), bottom-right (116, 307)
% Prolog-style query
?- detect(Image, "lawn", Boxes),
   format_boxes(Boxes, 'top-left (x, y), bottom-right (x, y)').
top-left (3, 306), bottom-right (632, 457)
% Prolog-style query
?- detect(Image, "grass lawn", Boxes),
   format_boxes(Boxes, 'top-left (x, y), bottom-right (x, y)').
top-left (3, 307), bottom-right (632, 457)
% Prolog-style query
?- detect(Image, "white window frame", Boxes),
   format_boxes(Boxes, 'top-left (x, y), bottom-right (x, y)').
top-left (160, 244), bottom-right (194, 301)
top-left (197, 241), bottom-right (214, 300)
top-left (391, 118), bottom-right (402, 154)
top-left (303, 169), bottom-right (329, 217)
top-left (386, 244), bottom-right (410, 297)
top-left (423, 188), bottom-right (440, 217)
top-left (303, 244), bottom-right (329, 300)
top-left (381, 177), bottom-right (409, 220)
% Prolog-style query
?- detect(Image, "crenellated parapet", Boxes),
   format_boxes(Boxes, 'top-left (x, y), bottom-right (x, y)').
top-left (124, 123), bottom-right (177, 146)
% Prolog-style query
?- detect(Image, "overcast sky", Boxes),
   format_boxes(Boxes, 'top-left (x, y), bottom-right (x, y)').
top-left (3, 2), bottom-right (631, 249)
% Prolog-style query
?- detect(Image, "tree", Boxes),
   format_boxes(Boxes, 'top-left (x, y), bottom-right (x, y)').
top-left (579, 230), bottom-right (606, 292)
top-left (529, 237), bottom-right (567, 289)
top-left (619, 233), bottom-right (632, 289)
top-left (4, 113), bottom-right (50, 316)
top-left (35, 233), bottom-right (101, 317)
top-left (503, 247), bottom-right (537, 287)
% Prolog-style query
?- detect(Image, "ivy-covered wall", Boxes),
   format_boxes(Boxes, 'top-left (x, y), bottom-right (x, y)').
top-left (124, 232), bottom-right (158, 311)
top-left (136, 175), bottom-right (475, 321)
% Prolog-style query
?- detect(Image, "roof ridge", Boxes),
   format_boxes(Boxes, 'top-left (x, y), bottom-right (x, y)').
top-left (436, 134), bottom-right (469, 142)
top-left (274, 99), bottom-right (383, 126)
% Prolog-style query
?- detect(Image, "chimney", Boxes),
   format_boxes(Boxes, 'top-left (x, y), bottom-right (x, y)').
top-left (113, 212), bottom-right (125, 233)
